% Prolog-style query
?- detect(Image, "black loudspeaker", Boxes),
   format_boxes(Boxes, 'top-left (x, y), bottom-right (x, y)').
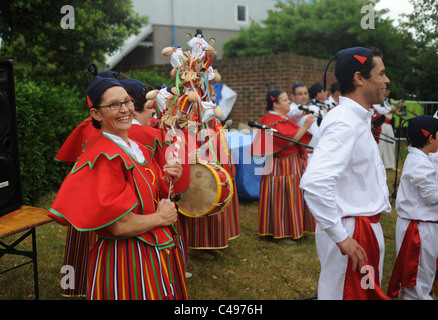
top-left (0, 59), bottom-right (22, 217)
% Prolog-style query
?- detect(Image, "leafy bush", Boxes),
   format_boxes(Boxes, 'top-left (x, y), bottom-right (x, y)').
top-left (126, 67), bottom-right (175, 88)
top-left (13, 68), bottom-right (172, 205)
top-left (15, 76), bottom-right (88, 204)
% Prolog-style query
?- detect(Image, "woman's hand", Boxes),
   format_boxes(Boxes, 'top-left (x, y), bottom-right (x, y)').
top-left (163, 158), bottom-right (182, 184)
top-left (155, 199), bottom-right (178, 226)
top-left (107, 199), bottom-right (177, 237)
top-left (303, 114), bottom-right (316, 129)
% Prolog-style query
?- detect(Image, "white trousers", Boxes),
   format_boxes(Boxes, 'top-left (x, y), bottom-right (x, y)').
top-left (396, 217), bottom-right (438, 300)
top-left (315, 217), bottom-right (385, 300)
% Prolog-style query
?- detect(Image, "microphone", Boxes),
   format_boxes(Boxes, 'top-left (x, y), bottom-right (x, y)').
top-left (224, 119), bottom-right (232, 129)
top-left (298, 105), bottom-right (314, 114)
top-left (298, 105), bottom-right (322, 119)
top-left (248, 120), bottom-right (278, 132)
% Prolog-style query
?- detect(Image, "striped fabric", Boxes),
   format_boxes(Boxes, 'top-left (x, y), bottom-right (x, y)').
top-left (225, 181), bottom-right (240, 241)
top-left (180, 180), bottom-right (240, 249)
top-left (258, 154), bottom-right (315, 239)
top-left (61, 227), bottom-right (98, 297)
top-left (87, 235), bottom-right (187, 300)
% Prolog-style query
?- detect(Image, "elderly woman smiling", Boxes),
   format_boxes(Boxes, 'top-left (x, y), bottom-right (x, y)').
top-left (48, 76), bottom-right (187, 300)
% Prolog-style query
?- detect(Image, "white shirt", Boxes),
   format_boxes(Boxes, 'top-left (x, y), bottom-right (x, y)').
top-left (372, 98), bottom-right (392, 115)
top-left (325, 95), bottom-right (338, 107)
top-left (300, 96), bottom-right (391, 243)
top-left (287, 101), bottom-right (303, 124)
top-left (396, 147), bottom-right (438, 222)
top-left (287, 102), bottom-right (319, 149)
top-left (102, 132), bottom-right (145, 163)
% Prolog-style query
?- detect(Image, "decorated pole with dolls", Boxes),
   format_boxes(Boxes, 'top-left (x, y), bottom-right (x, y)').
top-left (146, 30), bottom-right (240, 256)
top-left (145, 29), bottom-right (234, 215)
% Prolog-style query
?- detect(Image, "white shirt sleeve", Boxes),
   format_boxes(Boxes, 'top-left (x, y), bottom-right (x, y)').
top-left (300, 120), bottom-right (355, 243)
top-left (405, 155), bottom-right (438, 206)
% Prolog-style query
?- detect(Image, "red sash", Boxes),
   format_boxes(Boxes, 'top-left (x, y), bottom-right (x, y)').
top-left (387, 220), bottom-right (421, 298)
top-left (343, 214), bottom-right (390, 300)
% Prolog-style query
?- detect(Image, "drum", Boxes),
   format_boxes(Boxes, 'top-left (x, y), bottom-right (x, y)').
top-left (177, 162), bottom-right (234, 217)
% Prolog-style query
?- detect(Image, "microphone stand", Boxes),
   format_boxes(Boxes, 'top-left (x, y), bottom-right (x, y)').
top-left (391, 111), bottom-right (405, 205)
top-left (373, 134), bottom-right (394, 144)
top-left (266, 130), bottom-right (313, 150)
top-left (371, 128), bottom-right (396, 143)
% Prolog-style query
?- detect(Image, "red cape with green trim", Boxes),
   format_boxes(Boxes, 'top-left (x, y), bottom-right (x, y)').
top-left (129, 123), bottom-right (189, 198)
top-left (49, 134), bottom-right (177, 249)
top-left (250, 113), bottom-right (312, 158)
top-left (54, 117), bottom-right (100, 165)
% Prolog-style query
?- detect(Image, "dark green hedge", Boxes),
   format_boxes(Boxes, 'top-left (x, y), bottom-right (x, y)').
top-left (13, 69), bottom-right (173, 205)
top-left (15, 76), bottom-right (88, 205)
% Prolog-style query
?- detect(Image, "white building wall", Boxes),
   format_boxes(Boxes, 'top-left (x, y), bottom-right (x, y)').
top-left (131, 0), bottom-right (283, 31)
top-left (109, 0), bottom-right (316, 68)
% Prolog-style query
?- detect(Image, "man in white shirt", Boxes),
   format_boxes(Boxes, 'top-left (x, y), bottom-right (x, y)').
top-left (287, 82), bottom-right (310, 123)
top-left (387, 115), bottom-right (438, 300)
top-left (372, 85), bottom-right (397, 170)
top-left (288, 83), bottom-right (319, 155)
top-left (325, 82), bottom-right (341, 108)
top-left (308, 82), bottom-right (329, 107)
top-left (287, 83), bottom-right (319, 156)
top-left (300, 47), bottom-right (391, 300)
top-left (308, 82), bottom-right (330, 125)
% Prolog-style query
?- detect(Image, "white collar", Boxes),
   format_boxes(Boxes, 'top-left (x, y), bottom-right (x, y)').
top-left (339, 96), bottom-right (374, 119)
top-left (268, 110), bottom-right (288, 119)
top-left (102, 132), bottom-right (145, 163)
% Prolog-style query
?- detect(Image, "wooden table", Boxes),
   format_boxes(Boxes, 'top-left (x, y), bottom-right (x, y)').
top-left (0, 205), bottom-right (53, 300)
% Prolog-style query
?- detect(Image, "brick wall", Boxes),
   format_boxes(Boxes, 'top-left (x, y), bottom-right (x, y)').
top-left (140, 53), bottom-right (336, 127)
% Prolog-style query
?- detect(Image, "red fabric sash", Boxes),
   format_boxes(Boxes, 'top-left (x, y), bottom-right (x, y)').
top-left (387, 220), bottom-right (421, 298)
top-left (343, 214), bottom-right (390, 300)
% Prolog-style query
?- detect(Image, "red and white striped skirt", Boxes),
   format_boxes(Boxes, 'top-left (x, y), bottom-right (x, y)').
top-left (258, 154), bottom-right (315, 239)
top-left (86, 236), bottom-right (187, 300)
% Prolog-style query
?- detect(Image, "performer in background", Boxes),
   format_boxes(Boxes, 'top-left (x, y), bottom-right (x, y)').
top-left (429, 111), bottom-right (438, 299)
top-left (387, 115), bottom-right (438, 300)
top-left (48, 76), bottom-right (187, 300)
top-left (372, 84), bottom-right (397, 170)
top-left (325, 82), bottom-right (341, 107)
top-left (308, 82), bottom-right (329, 118)
top-left (301, 47), bottom-right (391, 300)
top-left (288, 82), bottom-right (310, 124)
top-left (179, 84), bottom-right (240, 261)
top-left (287, 83), bottom-right (319, 156)
top-left (251, 89), bottom-right (316, 242)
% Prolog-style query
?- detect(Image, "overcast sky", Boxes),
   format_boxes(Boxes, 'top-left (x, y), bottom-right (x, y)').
top-left (375, 0), bottom-right (414, 25)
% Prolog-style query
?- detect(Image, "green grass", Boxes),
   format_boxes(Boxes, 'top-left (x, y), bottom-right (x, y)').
top-left (0, 143), bottom-right (408, 300)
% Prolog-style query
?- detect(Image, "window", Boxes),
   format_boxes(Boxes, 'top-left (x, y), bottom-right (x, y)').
top-left (235, 4), bottom-right (248, 24)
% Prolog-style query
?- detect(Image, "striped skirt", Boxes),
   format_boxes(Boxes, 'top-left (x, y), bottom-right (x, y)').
top-left (258, 154), bottom-right (315, 239)
top-left (61, 227), bottom-right (98, 297)
top-left (180, 179), bottom-right (240, 249)
top-left (86, 236), bottom-right (188, 300)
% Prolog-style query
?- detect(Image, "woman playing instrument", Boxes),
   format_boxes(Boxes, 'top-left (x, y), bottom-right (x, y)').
top-left (251, 89), bottom-right (316, 241)
top-left (48, 76), bottom-right (187, 300)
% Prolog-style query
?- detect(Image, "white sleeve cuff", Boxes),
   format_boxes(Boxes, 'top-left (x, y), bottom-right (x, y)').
top-left (323, 220), bottom-right (348, 244)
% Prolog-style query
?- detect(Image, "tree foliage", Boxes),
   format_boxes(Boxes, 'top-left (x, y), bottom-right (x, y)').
top-left (223, 0), bottom-right (418, 99)
top-left (402, 0), bottom-right (438, 100)
top-left (0, 0), bottom-right (147, 82)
